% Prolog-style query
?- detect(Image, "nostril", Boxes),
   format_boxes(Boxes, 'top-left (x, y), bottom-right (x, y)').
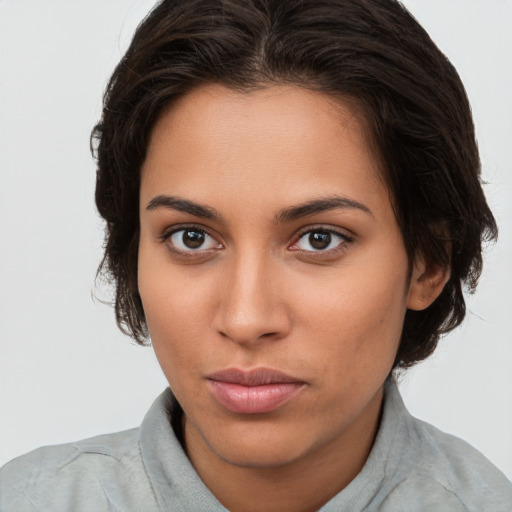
top-left (212, 268), bottom-right (292, 344)
top-left (214, 319), bottom-right (290, 346)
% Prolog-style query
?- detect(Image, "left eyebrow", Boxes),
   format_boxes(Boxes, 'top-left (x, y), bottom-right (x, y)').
top-left (275, 195), bottom-right (373, 223)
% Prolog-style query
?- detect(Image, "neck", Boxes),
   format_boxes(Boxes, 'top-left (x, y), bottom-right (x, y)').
top-left (183, 386), bottom-right (384, 512)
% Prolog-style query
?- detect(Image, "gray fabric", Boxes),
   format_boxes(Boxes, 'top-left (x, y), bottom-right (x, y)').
top-left (1, 380), bottom-right (511, 511)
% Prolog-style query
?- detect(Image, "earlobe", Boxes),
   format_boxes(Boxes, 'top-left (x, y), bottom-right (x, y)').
top-left (407, 259), bottom-right (451, 311)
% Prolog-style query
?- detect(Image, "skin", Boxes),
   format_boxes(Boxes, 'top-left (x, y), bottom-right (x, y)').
top-left (138, 84), bottom-right (447, 512)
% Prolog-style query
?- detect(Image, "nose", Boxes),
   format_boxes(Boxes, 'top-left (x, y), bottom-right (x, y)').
top-left (212, 253), bottom-right (292, 346)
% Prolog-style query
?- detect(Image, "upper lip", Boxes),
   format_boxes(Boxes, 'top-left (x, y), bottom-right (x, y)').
top-left (207, 368), bottom-right (304, 386)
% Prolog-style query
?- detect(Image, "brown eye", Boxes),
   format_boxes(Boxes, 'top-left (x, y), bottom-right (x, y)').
top-left (168, 228), bottom-right (220, 252)
top-left (309, 232), bottom-right (331, 250)
top-left (182, 230), bottom-right (205, 248)
top-left (295, 229), bottom-right (348, 252)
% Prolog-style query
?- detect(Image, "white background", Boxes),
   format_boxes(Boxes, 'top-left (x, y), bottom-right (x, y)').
top-left (1, 0), bottom-right (511, 479)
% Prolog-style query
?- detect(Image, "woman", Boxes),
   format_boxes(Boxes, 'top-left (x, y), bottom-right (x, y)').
top-left (1, 0), bottom-right (511, 510)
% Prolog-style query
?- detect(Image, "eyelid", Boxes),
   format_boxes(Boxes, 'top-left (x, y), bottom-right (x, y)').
top-left (288, 225), bottom-right (354, 253)
top-left (161, 224), bottom-right (223, 255)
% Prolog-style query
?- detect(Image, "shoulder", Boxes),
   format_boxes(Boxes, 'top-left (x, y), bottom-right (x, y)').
top-left (368, 381), bottom-right (512, 512)
top-left (0, 428), bottom-right (157, 512)
top-left (391, 414), bottom-right (512, 512)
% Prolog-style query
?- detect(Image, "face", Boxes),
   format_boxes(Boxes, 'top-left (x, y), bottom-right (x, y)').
top-left (138, 84), bottom-right (415, 470)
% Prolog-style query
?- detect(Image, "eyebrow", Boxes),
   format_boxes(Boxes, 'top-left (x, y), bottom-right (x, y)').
top-left (146, 194), bottom-right (373, 222)
top-left (275, 195), bottom-right (373, 222)
top-left (146, 195), bottom-right (221, 220)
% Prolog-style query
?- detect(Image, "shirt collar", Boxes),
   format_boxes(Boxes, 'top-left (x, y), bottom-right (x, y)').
top-left (139, 378), bottom-right (410, 511)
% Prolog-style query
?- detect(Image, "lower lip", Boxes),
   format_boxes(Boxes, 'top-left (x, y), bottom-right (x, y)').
top-left (208, 380), bottom-right (305, 414)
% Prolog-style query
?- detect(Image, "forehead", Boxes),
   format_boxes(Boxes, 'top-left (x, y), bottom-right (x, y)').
top-left (141, 84), bottom-right (388, 218)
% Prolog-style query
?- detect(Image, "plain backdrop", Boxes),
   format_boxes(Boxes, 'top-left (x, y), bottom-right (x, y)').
top-left (1, 0), bottom-right (511, 479)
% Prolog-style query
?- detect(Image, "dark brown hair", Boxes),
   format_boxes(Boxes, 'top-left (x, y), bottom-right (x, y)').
top-left (92, 0), bottom-right (497, 369)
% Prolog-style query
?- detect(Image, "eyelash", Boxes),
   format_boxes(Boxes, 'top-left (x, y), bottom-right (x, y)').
top-left (160, 224), bottom-right (354, 259)
top-left (290, 227), bottom-right (354, 256)
top-left (160, 224), bottom-right (222, 258)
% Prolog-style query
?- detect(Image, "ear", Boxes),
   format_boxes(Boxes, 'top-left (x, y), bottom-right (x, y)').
top-left (407, 259), bottom-right (451, 311)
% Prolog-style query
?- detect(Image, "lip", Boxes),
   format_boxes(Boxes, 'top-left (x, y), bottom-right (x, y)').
top-left (206, 368), bottom-right (306, 414)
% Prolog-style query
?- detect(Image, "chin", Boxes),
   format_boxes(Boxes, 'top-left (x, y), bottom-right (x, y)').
top-left (212, 442), bottom-right (307, 470)
top-left (197, 420), bottom-right (314, 470)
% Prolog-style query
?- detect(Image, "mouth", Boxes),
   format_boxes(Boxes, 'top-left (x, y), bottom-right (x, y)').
top-left (206, 368), bottom-right (306, 414)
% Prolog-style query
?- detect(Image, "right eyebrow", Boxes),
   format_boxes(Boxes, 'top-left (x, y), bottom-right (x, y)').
top-left (146, 195), bottom-right (223, 221)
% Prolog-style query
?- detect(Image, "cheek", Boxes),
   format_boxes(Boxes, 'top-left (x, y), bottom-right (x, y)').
top-left (138, 248), bottom-right (219, 377)
top-left (139, 236), bottom-right (207, 327)
top-left (141, 283), bottom-right (205, 350)
top-left (296, 261), bottom-right (408, 371)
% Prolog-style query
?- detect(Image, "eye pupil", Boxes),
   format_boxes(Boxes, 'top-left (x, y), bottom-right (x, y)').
top-left (309, 231), bottom-right (331, 250)
top-left (183, 230), bottom-right (204, 248)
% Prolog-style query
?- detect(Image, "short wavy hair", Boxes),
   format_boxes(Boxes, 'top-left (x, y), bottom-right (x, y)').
top-left (92, 0), bottom-right (497, 369)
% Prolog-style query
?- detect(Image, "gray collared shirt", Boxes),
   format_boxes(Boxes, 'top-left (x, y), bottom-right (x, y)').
top-left (1, 380), bottom-right (511, 511)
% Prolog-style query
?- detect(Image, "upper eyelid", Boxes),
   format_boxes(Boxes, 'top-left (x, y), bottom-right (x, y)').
top-left (162, 226), bottom-right (222, 256)
top-left (161, 225), bottom-right (221, 247)
top-left (289, 227), bottom-right (354, 256)
top-left (162, 223), bottom-right (216, 239)
top-left (293, 225), bottom-right (354, 241)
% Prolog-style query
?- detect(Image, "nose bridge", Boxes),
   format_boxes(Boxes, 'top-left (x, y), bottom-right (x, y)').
top-left (214, 248), bottom-right (289, 344)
